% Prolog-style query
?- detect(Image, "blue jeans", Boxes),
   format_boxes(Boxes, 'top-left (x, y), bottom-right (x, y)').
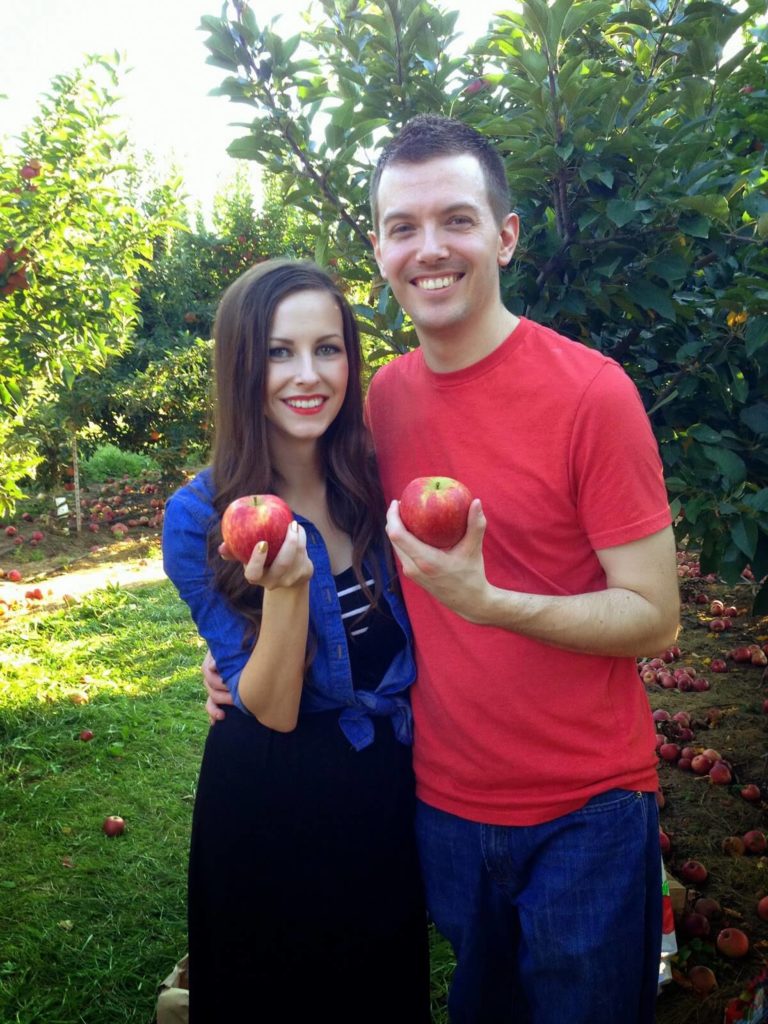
top-left (416, 789), bottom-right (661, 1024)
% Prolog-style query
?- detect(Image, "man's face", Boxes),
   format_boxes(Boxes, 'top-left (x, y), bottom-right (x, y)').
top-left (369, 154), bottom-right (518, 346)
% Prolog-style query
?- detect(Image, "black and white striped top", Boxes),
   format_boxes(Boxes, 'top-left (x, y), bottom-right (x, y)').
top-left (334, 566), bottom-right (405, 691)
top-left (336, 569), bottom-right (376, 638)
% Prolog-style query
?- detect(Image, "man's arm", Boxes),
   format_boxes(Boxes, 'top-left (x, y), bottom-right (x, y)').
top-left (386, 499), bottom-right (680, 658)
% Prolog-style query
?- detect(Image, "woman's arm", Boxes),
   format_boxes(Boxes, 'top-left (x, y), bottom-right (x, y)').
top-left (234, 522), bottom-right (313, 731)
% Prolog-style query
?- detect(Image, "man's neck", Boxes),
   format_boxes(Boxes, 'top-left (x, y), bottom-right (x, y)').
top-left (418, 309), bottom-right (520, 374)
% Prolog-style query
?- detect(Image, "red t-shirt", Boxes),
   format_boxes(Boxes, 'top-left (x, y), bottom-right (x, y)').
top-left (367, 318), bottom-right (672, 825)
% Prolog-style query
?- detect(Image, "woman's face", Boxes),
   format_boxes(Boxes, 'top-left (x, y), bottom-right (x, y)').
top-left (263, 288), bottom-right (349, 448)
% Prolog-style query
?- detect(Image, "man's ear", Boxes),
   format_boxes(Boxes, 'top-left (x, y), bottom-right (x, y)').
top-left (497, 213), bottom-right (520, 267)
top-left (368, 230), bottom-right (387, 279)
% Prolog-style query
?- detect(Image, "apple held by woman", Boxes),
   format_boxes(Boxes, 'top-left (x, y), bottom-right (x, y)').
top-left (399, 476), bottom-right (473, 549)
top-left (221, 494), bottom-right (293, 565)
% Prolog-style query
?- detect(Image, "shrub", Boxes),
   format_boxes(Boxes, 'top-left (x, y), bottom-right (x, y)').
top-left (80, 444), bottom-right (160, 484)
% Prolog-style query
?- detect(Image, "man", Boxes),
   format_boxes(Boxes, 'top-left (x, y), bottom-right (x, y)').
top-left (204, 114), bottom-right (680, 1023)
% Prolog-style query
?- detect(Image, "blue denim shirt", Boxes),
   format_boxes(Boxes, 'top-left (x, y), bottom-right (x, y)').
top-left (162, 468), bottom-right (416, 750)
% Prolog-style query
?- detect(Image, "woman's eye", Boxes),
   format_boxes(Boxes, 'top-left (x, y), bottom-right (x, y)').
top-left (317, 344), bottom-right (342, 356)
top-left (268, 346), bottom-right (291, 359)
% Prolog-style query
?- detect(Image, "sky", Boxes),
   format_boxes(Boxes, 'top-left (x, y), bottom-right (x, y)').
top-left (0, 0), bottom-right (506, 216)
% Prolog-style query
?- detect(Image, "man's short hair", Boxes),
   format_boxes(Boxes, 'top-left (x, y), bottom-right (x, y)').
top-left (370, 114), bottom-right (511, 230)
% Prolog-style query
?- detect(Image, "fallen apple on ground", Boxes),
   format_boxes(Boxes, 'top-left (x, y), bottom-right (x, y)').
top-left (716, 927), bottom-right (749, 958)
top-left (102, 815), bottom-right (126, 837)
top-left (687, 964), bottom-right (717, 995)
top-left (221, 494), bottom-right (293, 566)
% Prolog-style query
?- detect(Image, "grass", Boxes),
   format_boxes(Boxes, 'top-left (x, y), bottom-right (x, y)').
top-left (0, 578), bottom-right (454, 1023)
top-left (0, 580), bottom-right (207, 1024)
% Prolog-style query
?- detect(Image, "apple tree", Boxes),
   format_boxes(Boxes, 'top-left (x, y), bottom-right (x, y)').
top-left (55, 168), bottom-right (318, 486)
top-left (0, 56), bottom-right (163, 513)
top-left (200, 0), bottom-right (768, 607)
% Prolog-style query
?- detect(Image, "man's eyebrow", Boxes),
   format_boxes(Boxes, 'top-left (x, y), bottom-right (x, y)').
top-left (381, 201), bottom-right (482, 226)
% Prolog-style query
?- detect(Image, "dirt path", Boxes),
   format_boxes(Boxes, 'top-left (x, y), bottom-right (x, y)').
top-left (0, 552), bottom-right (168, 610)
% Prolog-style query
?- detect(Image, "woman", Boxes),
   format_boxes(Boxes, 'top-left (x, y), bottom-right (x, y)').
top-left (162, 259), bottom-right (430, 1022)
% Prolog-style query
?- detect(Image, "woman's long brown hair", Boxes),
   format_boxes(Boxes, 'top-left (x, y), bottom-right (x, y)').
top-left (207, 259), bottom-right (387, 637)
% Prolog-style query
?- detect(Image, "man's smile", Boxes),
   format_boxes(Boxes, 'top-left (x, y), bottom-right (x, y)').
top-left (412, 274), bottom-right (463, 291)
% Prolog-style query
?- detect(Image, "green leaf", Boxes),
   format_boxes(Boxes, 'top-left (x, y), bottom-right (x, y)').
top-left (677, 195), bottom-right (730, 223)
top-left (688, 424), bottom-right (723, 444)
top-left (745, 316), bottom-right (768, 358)
top-left (648, 254), bottom-right (688, 284)
top-left (628, 279), bottom-right (677, 320)
top-left (702, 445), bottom-right (747, 486)
top-left (740, 403), bottom-right (768, 435)
top-left (606, 199), bottom-right (636, 227)
top-left (743, 488), bottom-right (768, 513)
top-left (226, 135), bottom-right (267, 162)
top-left (730, 517), bottom-right (758, 560)
top-left (678, 213), bottom-right (711, 239)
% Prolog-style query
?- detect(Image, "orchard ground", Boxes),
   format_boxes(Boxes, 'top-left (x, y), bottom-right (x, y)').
top-left (1, 478), bottom-right (768, 1023)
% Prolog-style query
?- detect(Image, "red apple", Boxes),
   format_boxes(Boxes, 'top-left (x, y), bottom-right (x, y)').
top-left (680, 859), bottom-right (708, 884)
top-left (102, 815), bottom-right (125, 837)
top-left (757, 896), bottom-right (768, 922)
top-left (722, 836), bottom-right (746, 856)
top-left (694, 897), bottom-right (721, 919)
top-left (743, 830), bottom-right (767, 854)
top-left (7, 569), bottom-right (22, 583)
top-left (683, 912), bottom-right (710, 938)
top-left (221, 494), bottom-right (293, 565)
top-left (4, 525), bottom-right (17, 537)
top-left (740, 784), bottom-right (761, 803)
top-left (399, 476), bottom-right (473, 549)
top-left (716, 927), bottom-right (749, 958)
top-left (659, 742), bottom-right (680, 762)
top-left (731, 646), bottom-right (753, 663)
top-left (79, 729), bottom-right (94, 741)
top-left (710, 658), bottom-right (728, 673)
top-left (709, 761), bottom-right (732, 785)
top-left (688, 964), bottom-right (717, 995)
top-left (710, 599), bottom-right (725, 615)
top-left (691, 754), bottom-right (713, 775)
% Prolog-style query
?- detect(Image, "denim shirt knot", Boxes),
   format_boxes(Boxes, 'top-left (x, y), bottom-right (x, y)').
top-left (162, 468), bottom-right (416, 750)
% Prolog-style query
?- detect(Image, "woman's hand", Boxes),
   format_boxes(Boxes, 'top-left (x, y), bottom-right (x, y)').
top-left (220, 521), bottom-right (314, 591)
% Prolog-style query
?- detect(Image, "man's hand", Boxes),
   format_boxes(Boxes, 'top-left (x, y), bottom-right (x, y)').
top-left (203, 649), bottom-right (232, 725)
top-left (386, 497), bottom-right (492, 622)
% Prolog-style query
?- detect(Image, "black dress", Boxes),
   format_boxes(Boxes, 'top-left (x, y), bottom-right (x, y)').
top-left (187, 567), bottom-right (431, 1023)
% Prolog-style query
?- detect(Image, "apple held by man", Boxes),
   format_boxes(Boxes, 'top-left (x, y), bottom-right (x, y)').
top-left (398, 476), bottom-right (473, 549)
top-left (221, 494), bottom-right (294, 565)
